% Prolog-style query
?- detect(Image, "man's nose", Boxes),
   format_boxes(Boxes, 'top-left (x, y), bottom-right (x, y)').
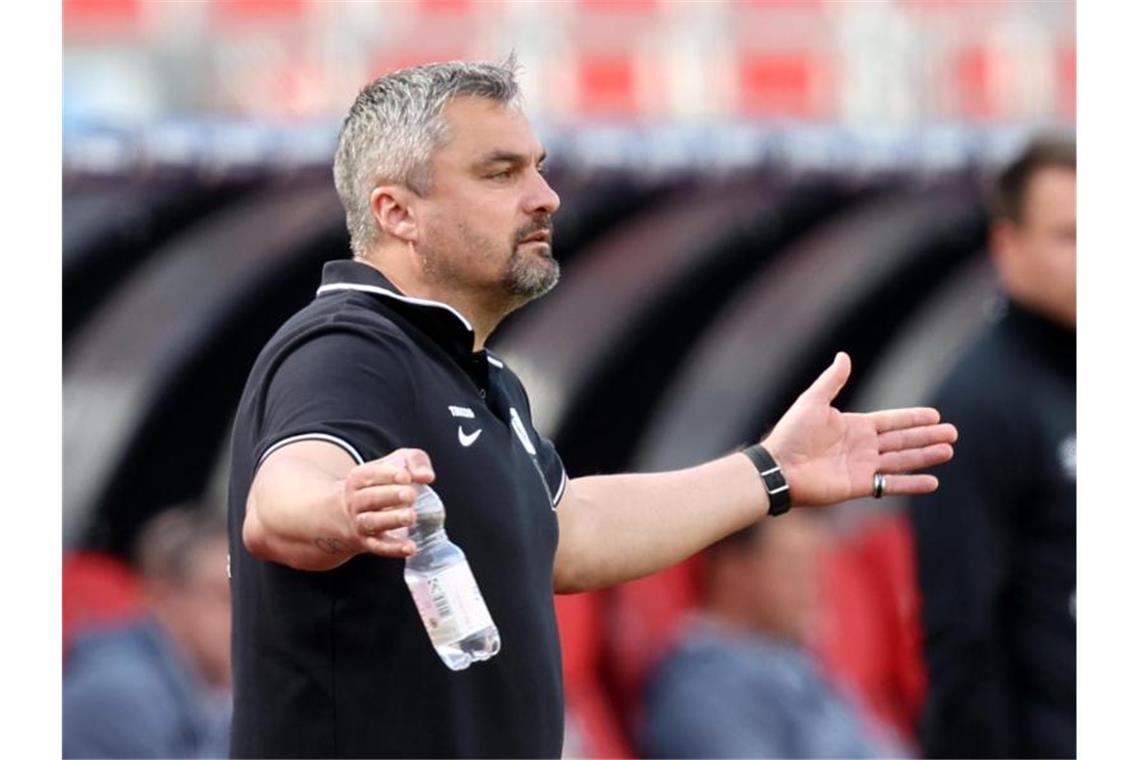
top-left (525, 171), bottom-right (561, 216)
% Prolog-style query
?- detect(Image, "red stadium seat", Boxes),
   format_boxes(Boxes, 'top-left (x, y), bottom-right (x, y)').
top-left (212, 0), bottom-right (306, 25)
top-left (737, 52), bottom-right (826, 118)
top-left (62, 551), bottom-right (143, 659)
top-left (577, 56), bottom-right (640, 117)
top-left (606, 554), bottom-right (704, 735)
top-left (813, 513), bottom-right (926, 745)
top-left (63, 0), bottom-right (142, 40)
top-left (955, 45), bottom-right (998, 121)
top-left (1058, 45), bottom-right (1075, 119)
top-left (556, 591), bottom-right (635, 758)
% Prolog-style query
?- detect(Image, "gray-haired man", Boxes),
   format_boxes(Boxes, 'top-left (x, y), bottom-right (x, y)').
top-left (227, 58), bottom-right (957, 758)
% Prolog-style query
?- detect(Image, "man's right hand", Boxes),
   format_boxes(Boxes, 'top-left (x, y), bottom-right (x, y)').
top-left (245, 442), bottom-right (437, 571)
top-left (341, 448), bottom-right (436, 558)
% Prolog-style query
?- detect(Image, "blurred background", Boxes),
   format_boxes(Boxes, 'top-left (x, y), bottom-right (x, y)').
top-left (62, 0), bottom-right (1074, 757)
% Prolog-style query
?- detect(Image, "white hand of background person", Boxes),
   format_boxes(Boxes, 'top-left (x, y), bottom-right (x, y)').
top-left (762, 352), bottom-right (958, 507)
top-left (342, 448), bottom-right (436, 557)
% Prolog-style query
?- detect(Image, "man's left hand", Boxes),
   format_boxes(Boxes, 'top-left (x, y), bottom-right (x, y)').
top-left (762, 352), bottom-right (958, 507)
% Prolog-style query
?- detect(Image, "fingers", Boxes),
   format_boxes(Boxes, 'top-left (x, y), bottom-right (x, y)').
top-left (869, 407), bottom-right (941, 433)
top-left (339, 448), bottom-right (434, 560)
top-left (802, 352), bottom-right (852, 404)
top-left (359, 534), bottom-right (417, 559)
top-left (347, 448), bottom-right (436, 490)
top-left (347, 462), bottom-right (411, 490)
top-left (344, 447), bottom-right (433, 517)
top-left (350, 501), bottom-right (418, 559)
top-left (878, 423), bottom-right (959, 453)
top-left (878, 443), bottom-right (954, 474)
top-left (391, 448), bottom-right (436, 482)
top-left (355, 506), bottom-right (416, 536)
top-left (876, 473), bottom-right (940, 496)
top-left (346, 483), bottom-right (417, 515)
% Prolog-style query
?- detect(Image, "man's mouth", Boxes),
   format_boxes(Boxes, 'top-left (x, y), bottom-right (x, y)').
top-left (520, 230), bottom-right (551, 244)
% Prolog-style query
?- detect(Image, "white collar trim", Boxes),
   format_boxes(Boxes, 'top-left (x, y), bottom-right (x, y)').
top-left (316, 282), bottom-right (474, 333)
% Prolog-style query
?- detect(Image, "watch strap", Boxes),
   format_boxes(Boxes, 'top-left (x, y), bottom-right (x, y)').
top-left (742, 444), bottom-right (792, 517)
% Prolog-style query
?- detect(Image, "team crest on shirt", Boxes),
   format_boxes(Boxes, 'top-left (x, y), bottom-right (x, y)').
top-left (1058, 434), bottom-right (1076, 480)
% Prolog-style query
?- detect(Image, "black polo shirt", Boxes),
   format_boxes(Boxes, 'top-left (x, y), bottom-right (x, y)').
top-left (227, 259), bottom-right (568, 759)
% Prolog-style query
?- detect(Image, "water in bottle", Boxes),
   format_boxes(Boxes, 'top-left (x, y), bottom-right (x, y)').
top-left (403, 484), bottom-right (501, 670)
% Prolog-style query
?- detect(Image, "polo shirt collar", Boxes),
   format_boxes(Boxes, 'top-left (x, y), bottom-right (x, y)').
top-left (317, 259), bottom-right (476, 358)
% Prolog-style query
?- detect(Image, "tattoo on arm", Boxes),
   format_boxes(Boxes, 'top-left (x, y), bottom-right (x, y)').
top-left (315, 537), bottom-right (348, 555)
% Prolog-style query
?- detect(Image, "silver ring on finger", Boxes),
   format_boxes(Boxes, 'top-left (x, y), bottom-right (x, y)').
top-left (873, 472), bottom-right (887, 499)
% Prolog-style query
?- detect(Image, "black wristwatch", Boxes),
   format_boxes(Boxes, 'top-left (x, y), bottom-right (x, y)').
top-left (742, 444), bottom-right (792, 517)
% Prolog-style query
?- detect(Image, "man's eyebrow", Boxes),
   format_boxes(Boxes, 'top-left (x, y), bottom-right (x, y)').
top-left (474, 149), bottom-right (548, 167)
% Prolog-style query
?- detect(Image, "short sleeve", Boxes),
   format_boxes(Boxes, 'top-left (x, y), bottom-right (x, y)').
top-left (255, 326), bottom-right (419, 469)
top-left (497, 358), bottom-right (568, 508)
top-left (536, 433), bottom-right (568, 508)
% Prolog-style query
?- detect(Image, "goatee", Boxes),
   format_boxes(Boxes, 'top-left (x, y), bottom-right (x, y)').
top-left (503, 215), bottom-right (559, 299)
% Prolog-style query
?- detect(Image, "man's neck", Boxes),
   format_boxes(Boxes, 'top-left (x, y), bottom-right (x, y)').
top-left (703, 595), bottom-right (801, 646)
top-left (356, 254), bottom-right (510, 351)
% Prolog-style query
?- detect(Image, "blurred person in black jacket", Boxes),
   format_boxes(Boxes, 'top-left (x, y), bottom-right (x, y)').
top-left (910, 134), bottom-right (1076, 759)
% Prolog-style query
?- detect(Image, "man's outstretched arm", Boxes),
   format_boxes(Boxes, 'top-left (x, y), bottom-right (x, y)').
top-left (552, 352), bottom-right (957, 593)
top-left (244, 444), bottom-right (435, 571)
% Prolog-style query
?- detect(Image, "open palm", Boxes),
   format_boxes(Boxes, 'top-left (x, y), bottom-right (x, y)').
top-left (763, 353), bottom-right (957, 507)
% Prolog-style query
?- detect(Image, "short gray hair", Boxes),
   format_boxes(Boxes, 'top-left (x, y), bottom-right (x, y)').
top-left (333, 56), bottom-right (522, 258)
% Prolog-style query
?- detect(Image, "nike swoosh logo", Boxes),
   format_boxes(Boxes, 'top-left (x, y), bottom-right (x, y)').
top-left (458, 426), bottom-right (483, 447)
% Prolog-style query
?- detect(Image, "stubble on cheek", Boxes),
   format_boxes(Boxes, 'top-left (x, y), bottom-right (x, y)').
top-left (419, 214), bottom-right (560, 301)
top-left (419, 217), bottom-right (497, 288)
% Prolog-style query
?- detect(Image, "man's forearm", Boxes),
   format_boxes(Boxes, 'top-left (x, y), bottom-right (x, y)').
top-left (244, 451), bottom-right (357, 572)
top-left (553, 452), bottom-right (768, 592)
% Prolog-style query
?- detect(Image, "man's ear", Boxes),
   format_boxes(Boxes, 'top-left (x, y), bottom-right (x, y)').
top-left (371, 185), bottom-right (419, 244)
top-left (990, 218), bottom-right (1030, 300)
top-left (989, 218), bottom-right (1017, 271)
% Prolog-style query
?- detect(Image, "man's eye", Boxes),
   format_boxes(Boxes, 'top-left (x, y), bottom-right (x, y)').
top-left (489, 169), bottom-right (513, 181)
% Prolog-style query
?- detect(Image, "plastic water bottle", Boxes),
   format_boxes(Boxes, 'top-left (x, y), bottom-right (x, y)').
top-left (402, 485), bottom-right (500, 670)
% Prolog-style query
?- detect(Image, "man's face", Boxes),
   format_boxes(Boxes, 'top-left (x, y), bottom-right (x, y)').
top-left (993, 167), bottom-right (1077, 328)
top-left (413, 96), bottom-right (561, 305)
top-left (735, 514), bottom-right (825, 644)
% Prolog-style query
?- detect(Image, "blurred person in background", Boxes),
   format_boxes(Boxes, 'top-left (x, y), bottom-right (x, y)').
top-left (640, 513), bottom-right (903, 759)
top-left (909, 134), bottom-right (1076, 759)
top-left (63, 506), bottom-right (232, 759)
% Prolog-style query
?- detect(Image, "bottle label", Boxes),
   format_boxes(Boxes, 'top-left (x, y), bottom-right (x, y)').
top-left (408, 561), bottom-right (494, 648)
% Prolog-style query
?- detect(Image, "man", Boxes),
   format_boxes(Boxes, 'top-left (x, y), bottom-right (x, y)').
top-left (909, 134), bottom-right (1076, 758)
top-left (641, 514), bottom-right (902, 758)
top-left (63, 508), bottom-right (232, 758)
top-left (228, 58), bottom-right (957, 758)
